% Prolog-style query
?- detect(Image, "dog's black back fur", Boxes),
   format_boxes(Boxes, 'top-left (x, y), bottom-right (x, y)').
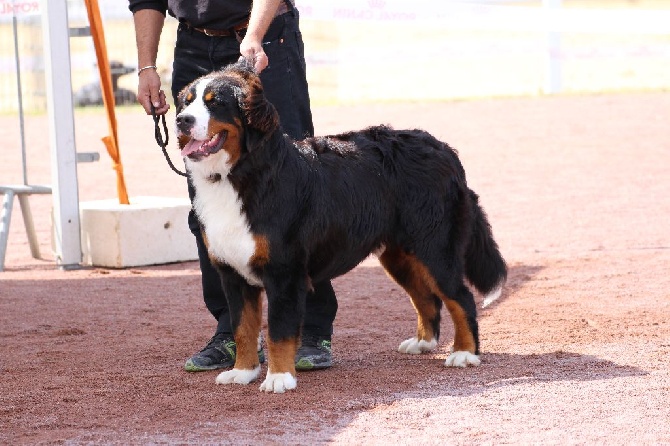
top-left (230, 106), bottom-right (502, 293)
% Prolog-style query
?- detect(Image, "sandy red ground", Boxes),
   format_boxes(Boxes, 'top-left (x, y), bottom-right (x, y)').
top-left (1, 92), bottom-right (669, 444)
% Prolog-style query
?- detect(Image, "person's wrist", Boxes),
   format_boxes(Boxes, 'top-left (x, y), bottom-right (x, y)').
top-left (137, 65), bottom-right (157, 76)
top-left (243, 31), bottom-right (264, 44)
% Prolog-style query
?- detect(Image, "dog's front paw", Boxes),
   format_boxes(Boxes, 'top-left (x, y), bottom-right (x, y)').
top-left (445, 351), bottom-right (481, 367)
top-left (215, 366), bottom-right (261, 385)
top-left (259, 372), bottom-right (297, 393)
top-left (398, 337), bottom-right (437, 354)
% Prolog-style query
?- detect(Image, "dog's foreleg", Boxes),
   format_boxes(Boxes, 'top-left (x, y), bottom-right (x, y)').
top-left (259, 338), bottom-right (298, 393)
top-left (259, 273), bottom-right (305, 393)
top-left (215, 277), bottom-right (264, 386)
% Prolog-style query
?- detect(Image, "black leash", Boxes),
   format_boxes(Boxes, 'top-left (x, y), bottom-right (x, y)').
top-left (151, 104), bottom-right (188, 177)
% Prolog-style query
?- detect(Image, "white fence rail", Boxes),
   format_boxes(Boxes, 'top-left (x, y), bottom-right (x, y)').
top-left (2, 0), bottom-right (670, 112)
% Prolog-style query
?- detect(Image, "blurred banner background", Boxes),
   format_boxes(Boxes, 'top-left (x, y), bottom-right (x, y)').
top-left (1, 0), bottom-right (669, 113)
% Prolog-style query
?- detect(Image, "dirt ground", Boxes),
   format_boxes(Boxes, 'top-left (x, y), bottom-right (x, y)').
top-left (1, 92), bottom-right (669, 444)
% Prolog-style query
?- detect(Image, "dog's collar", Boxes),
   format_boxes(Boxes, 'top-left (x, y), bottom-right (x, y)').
top-left (207, 173), bottom-right (223, 183)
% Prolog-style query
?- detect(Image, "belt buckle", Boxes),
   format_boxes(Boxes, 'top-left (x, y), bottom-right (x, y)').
top-left (203, 28), bottom-right (217, 37)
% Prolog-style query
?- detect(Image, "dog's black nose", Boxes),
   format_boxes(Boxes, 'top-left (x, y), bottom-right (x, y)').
top-left (176, 113), bottom-right (195, 132)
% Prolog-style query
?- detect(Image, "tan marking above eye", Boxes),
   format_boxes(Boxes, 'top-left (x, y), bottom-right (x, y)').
top-left (186, 92), bottom-right (194, 102)
top-left (204, 91), bottom-right (215, 102)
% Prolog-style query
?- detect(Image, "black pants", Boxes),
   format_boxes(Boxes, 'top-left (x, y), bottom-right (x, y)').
top-left (171, 10), bottom-right (337, 338)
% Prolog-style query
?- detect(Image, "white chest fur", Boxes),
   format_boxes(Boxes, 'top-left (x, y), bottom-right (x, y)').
top-left (190, 168), bottom-right (263, 287)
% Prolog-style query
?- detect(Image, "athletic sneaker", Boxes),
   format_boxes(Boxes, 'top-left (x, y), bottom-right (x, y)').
top-left (184, 333), bottom-right (265, 372)
top-left (295, 335), bottom-right (332, 370)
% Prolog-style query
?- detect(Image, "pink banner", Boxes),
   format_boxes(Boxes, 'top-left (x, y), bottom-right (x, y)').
top-left (1, 0), bottom-right (40, 17)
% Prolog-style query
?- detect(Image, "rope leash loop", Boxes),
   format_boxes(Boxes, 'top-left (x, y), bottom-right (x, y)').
top-left (151, 104), bottom-right (188, 177)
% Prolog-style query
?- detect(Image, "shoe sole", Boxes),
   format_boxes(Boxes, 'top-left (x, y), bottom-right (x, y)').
top-left (184, 360), bottom-right (233, 372)
top-left (184, 353), bottom-right (266, 372)
top-left (295, 359), bottom-right (332, 371)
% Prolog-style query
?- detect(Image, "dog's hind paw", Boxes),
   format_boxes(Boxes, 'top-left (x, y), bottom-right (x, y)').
top-left (259, 372), bottom-right (297, 393)
top-left (398, 337), bottom-right (438, 354)
top-left (445, 351), bottom-right (481, 367)
top-left (215, 366), bottom-right (261, 385)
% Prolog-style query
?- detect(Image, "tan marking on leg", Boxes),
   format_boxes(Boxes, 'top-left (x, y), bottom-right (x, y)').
top-left (233, 291), bottom-right (263, 370)
top-left (250, 234), bottom-right (270, 268)
top-left (266, 337), bottom-right (298, 377)
top-left (414, 263), bottom-right (477, 354)
top-left (444, 300), bottom-right (477, 354)
top-left (382, 249), bottom-right (477, 354)
top-left (402, 256), bottom-right (476, 353)
top-left (380, 248), bottom-right (437, 342)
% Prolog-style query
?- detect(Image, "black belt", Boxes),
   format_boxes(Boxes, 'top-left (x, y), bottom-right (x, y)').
top-left (181, 20), bottom-right (249, 38)
top-left (180, 1), bottom-right (292, 38)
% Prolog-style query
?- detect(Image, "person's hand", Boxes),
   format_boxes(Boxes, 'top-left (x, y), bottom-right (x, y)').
top-left (137, 68), bottom-right (169, 115)
top-left (239, 35), bottom-right (268, 73)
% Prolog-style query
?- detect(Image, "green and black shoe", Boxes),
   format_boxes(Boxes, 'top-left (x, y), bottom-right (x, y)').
top-left (295, 335), bottom-right (332, 370)
top-left (184, 333), bottom-right (265, 372)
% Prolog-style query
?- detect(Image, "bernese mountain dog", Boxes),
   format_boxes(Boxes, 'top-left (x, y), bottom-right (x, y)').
top-left (175, 58), bottom-right (507, 393)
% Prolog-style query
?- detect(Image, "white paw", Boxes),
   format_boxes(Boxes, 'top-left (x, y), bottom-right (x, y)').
top-left (215, 366), bottom-right (261, 385)
top-left (398, 337), bottom-right (438, 354)
top-left (445, 351), bottom-right (481, 367)
top-left (259, 372), bottom-right (297, 393)
top-left (482, 286), bottom-right (503, 308)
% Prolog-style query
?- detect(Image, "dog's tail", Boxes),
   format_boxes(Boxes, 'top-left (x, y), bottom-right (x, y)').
top-left (464, 189), bottom-right (507, 307)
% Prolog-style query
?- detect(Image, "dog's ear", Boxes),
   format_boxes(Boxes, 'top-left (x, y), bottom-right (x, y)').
top-left (237, 71), bottom-right (280, 152)
top-left (233, 56), bottom-right (256, 74)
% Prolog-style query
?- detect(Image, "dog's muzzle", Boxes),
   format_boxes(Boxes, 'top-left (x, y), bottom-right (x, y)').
top-left (176, 113), bottom-right (228, 160)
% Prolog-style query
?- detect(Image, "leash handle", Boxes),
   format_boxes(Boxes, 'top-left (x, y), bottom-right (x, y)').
top-left (151, 104), bottom-right (188, 177)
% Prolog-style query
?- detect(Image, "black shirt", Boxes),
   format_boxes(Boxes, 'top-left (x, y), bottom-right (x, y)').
top-left (128, 0), bottom-right (252, 30)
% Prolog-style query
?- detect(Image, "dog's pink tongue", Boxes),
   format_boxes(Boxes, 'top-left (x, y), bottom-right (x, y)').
top-left (181, 139), bottom-right (204, 157)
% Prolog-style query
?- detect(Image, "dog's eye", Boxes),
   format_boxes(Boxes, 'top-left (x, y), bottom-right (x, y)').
top-left (204, 91), bottom-right (217, 104)
top-left (185, 92), bottom-right (194, 103)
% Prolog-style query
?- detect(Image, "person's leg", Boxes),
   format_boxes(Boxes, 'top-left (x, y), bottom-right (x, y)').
top-left (294, 280), bottom-right (338, 369)
top-left (259, 11), bottom-right (314, 140)
top-left (173, 26), bottom-right (262, 371)
top-left (260, 11), bottom-right (338, 369)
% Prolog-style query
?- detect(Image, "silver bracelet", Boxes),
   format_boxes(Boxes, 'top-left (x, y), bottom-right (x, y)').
top-left (137, 65), bottom-right (157, 76)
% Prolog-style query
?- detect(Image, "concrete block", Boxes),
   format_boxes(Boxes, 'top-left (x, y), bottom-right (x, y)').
top-left (79, 196), bottom-right (197, 268)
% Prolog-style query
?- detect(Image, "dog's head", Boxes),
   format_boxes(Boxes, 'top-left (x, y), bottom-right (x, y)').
top-left (175, 58), bottom-right (279, 170)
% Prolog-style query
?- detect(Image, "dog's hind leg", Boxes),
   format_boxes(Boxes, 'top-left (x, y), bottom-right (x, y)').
top-left (440, 286), bottom-right (481, 367)
top-left (378, 246), bottom-right (441, 355)
top-left (381, 246), bottom-right (481, 368)
top-left (422, 253), bottom-right (481, 368)
top-left (214, 270), bottom-right (264, 386)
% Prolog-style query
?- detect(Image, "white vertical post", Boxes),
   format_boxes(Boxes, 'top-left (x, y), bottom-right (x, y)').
top-left (41, 0), bottom-right (82, 269)
top-left (543, 0), bottom-right (562, 94)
